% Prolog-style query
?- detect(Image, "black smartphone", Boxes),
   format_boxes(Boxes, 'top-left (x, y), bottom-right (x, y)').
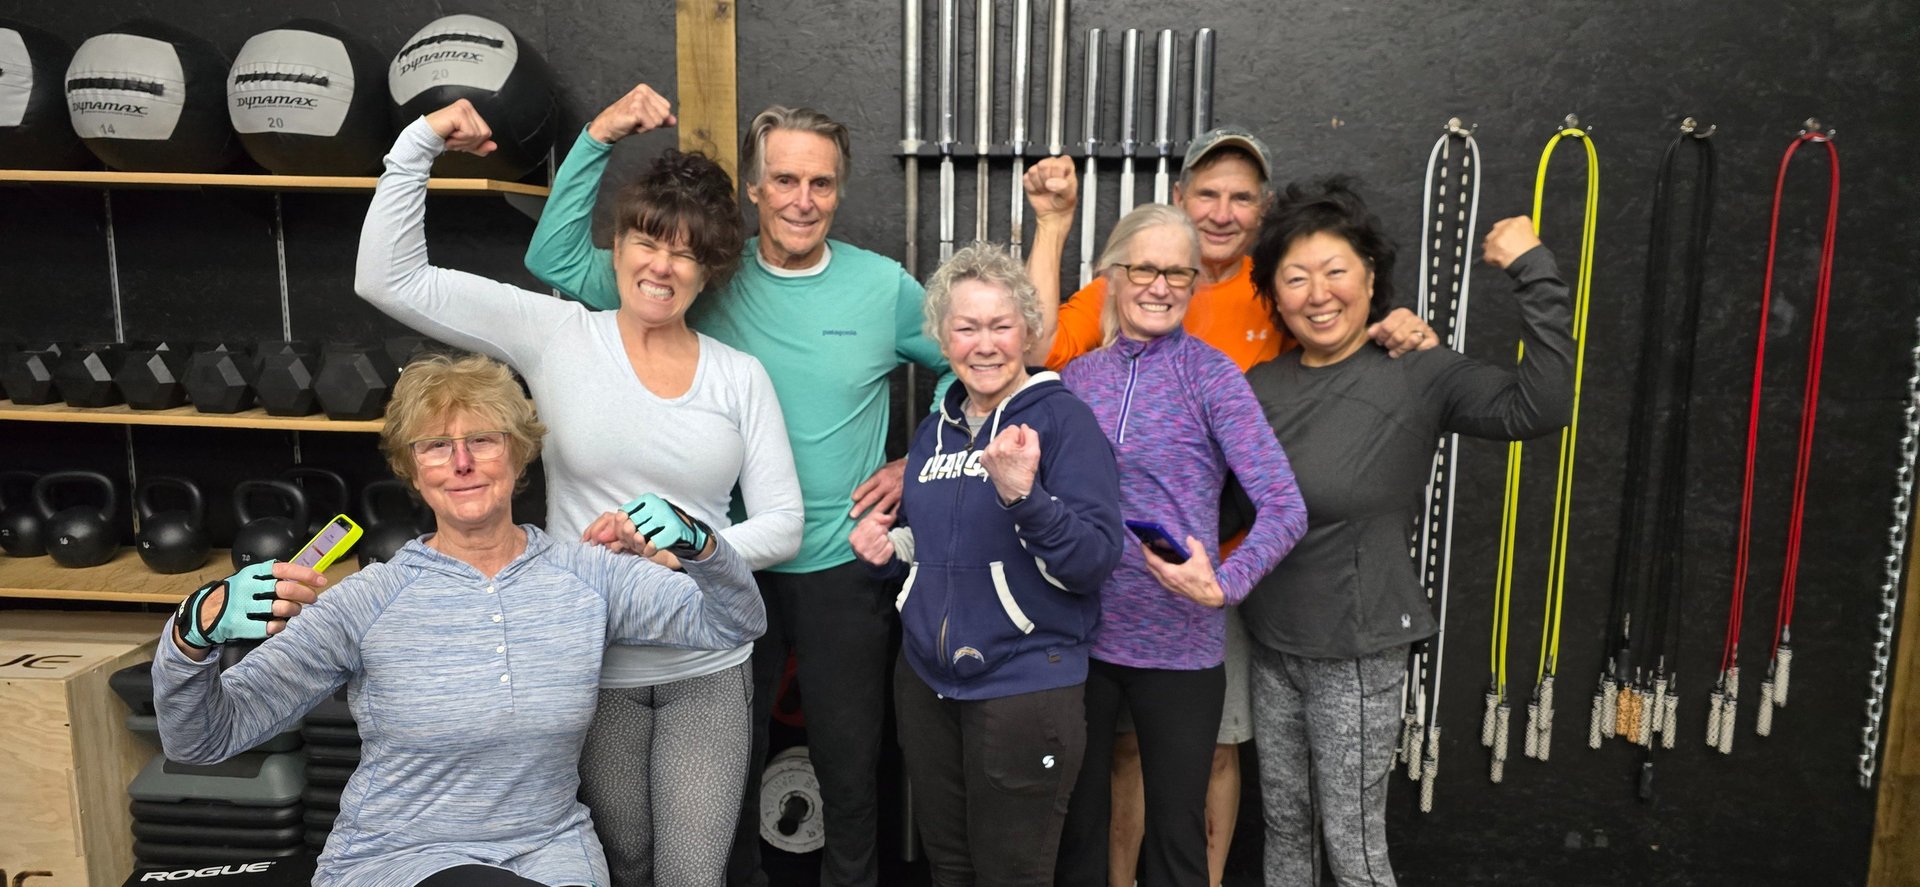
top-left (1124, 519), bottom-right (1191, 564)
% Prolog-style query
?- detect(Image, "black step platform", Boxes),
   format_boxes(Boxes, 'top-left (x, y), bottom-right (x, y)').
top-left (131, 800), bottom-right (303, 828)
top-left (133, 820), bottom-right (305, 848)
top-left (133, 841), bottom-right (309, 864)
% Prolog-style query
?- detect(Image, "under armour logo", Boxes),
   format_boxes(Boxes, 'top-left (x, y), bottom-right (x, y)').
top-left (1401, 614), bottom-right (1412, 629)
top-left (1042, 755), bottom-right (1055, 769)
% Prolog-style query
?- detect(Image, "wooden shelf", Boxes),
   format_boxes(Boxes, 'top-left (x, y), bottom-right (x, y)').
top-left (0, 402), bottom-right (382, 433)
top-left (0, 168), bottom-right (549, 198)
top-left (0, 548), bottom-right (360, 604)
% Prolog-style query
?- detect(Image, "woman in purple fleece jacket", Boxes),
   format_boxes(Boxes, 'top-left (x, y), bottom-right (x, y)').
top-left (1053, 204), bottom-right (1308, 887)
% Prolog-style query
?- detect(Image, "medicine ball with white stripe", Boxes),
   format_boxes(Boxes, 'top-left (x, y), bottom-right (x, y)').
top-left (0, 20), bottom-right (90, 169)
top-left (228, 20), bottom-right (390, 175)
top-left (66, 20), bottom-right (237, 172)
top-left (388, 14), bottom-right (555, 180)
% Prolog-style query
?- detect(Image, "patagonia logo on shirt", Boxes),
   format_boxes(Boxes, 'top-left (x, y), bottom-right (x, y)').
top-left (918, 450), bottom-right (987, 482)
top-left (821, 329), bottom-right (859, 337)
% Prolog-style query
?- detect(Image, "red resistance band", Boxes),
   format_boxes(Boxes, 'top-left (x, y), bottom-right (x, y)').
top-left (1724, 132), bottom-right (1841, 672)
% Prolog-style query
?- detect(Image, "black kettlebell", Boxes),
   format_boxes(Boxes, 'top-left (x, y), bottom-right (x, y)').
top-left (358, 478), bottom-right (431, 567)
top-left (0, 470), bottom-right (46, 557)
top-left (231, 479), bottom-right (309, 570)
top-left (283, 466), bottom-right (350, 537)
top-left (136, 475), bottom-right (210, 574)
top-left (33, 470), bottom-right (119, 568)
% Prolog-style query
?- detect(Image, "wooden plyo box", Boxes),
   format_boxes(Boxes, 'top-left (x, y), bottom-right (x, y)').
top-left (1, 613), bottom-right (160, 887)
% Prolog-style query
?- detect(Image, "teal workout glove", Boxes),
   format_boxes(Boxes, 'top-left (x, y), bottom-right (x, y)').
top-left (620, 493), bottom-right (713, 558)
top-left (173, 563), bottom-right (280, 649)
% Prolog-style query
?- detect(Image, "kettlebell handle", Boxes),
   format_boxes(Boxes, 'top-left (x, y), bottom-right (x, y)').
top-left (0, 470), bottom-right (40, 511)
top-left (137, 475), bottom-right (207, 525)
top-left (232, 479), bottom-right (310, 534)
top-left (32, 470), bottom-right (118, 522)
top-left (361, 478), bottom-right (421, 521)
top-left (284, 466), bottom-right (349, 515)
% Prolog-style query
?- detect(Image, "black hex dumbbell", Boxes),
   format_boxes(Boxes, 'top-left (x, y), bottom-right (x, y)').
top-left (55, 343), bottom-right (126, 408)
top-left (116, 344), bottom-right (191, 410)
top-left (2, 345), bottom-right (63, 404)
top-left (383, 335), bottom-right (432, 370)
top-left (183, 343), bottom-right (258, 414)
top-left (255, 340), bottom-right (321, 417)
top-left (315, 342), bottom-right (400, 421)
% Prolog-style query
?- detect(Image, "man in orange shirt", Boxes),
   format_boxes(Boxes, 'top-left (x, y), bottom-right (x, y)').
top-left (1022, 128), bottom-right (1435, 887)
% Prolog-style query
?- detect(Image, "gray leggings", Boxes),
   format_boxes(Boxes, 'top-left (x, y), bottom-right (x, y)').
top-left (578, 661), bottom-right (753, 887)
top-left (1249, 643), bottom-right (1406, 887)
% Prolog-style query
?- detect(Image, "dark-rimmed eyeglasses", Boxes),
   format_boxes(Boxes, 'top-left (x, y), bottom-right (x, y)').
top-left (1115, 263), bottom-right (1199, 288)
top-left (410, 431), bottom-right (509, 466)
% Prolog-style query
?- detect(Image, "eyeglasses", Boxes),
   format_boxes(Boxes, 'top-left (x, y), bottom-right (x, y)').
top-left (1115, 263), bottom-right (1199, 288)
top-left (410, 431), bottom-right (509, 466)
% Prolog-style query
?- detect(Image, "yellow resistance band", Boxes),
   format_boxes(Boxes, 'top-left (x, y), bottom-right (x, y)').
top-left (1491, 123), bottom-right (1598, 707)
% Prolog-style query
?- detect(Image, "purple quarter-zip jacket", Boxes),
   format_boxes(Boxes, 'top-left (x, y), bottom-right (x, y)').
top-left (1062, 328), bottom-right (1307, 670)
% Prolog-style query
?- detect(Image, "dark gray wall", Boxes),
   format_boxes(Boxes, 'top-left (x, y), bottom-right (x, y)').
top-left (4, 0), bottom-right (1918, 883)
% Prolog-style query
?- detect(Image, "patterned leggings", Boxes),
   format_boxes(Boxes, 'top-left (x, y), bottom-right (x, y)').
top-left (1249, 643), bottom-right (1407, 887)
top-left (577, 661), bottom-right (753, 887)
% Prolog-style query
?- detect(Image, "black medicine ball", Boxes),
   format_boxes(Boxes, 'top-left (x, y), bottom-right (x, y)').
top-left (0, 20), bottom-right (91, 169)
top-left (228, 19), bottom-right (391, 175)
top-left (66, 20), bottom-right (238, 172)
top-left (387, 14), bottom-right (555, 180)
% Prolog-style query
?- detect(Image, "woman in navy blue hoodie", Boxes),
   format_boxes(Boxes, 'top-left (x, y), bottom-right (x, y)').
top-left (851, 242), bottom-right (1124, 886)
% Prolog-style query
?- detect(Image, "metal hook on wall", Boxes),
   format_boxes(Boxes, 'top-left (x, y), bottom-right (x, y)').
top-left (1681, 116), bottom-right (1718, 138)
top-left (1801, 117), bottom-right (1837, 140)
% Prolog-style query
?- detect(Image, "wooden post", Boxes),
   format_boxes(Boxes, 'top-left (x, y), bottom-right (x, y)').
top-left (1870, 516), bottom-right (1920, 885)
top-left (676, 0), bottom-right (740, 184)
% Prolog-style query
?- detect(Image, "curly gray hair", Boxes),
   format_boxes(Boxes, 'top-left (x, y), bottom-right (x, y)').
top-left (921, 242), bottom-right (1044, 346)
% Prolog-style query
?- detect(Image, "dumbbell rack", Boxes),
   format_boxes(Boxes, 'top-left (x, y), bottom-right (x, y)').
top-left (0, 169), bottom-right (540, 607)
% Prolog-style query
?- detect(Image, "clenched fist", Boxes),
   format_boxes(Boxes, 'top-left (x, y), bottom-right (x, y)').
top-left (1482, 216), bottom-right (1542, 270)
top-left (981, 423), bottom-right (1042, 506)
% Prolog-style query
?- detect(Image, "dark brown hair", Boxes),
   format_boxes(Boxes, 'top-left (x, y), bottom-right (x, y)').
top-left (613, 148), bottom-right (744, 289)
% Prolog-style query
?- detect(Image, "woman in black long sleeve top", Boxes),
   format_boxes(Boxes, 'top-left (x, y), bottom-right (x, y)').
top-left (1237, 179), bottom-right (1575, 886)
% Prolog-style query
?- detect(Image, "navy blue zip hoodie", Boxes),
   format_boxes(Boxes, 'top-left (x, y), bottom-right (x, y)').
top-left (880, 370), bottom-right (1125, 700)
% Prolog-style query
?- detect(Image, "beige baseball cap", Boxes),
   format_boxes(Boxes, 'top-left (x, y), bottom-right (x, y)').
top-left (1183, 126), bottom-right (1272, 181)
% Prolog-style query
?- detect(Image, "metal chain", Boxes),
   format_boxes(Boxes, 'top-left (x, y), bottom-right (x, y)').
top-left (1860, 315), bottom-right (1920, 787)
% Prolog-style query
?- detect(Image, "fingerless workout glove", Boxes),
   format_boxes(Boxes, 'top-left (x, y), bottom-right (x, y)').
top-left (620, 493), bottom-right (713, 557)
top-left (174, 563), bottom-right (280, 649)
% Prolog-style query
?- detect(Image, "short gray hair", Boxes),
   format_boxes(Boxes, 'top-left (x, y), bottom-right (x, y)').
top-left (1096, 205), bottom-right (1202, 346)
top-left (922, 242), bottom-right (1044, 346)
top-left (740, 105), bottom-right (851, 187)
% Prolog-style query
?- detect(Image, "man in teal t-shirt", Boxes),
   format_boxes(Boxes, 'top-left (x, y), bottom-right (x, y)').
top-left (525, 84), bottom-right (947, 887)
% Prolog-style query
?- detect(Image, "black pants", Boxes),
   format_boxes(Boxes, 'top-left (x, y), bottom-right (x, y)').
top-left (413, 865), bottom-right (581, 886)
top-left (730, 561), bottom-right (898, 887)
top-left (1057, 659), bottom-right (1225, 887)
top-left (895, 652), bottom-right (1086, 886)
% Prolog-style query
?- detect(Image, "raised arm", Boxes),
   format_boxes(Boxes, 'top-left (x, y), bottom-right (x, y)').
top-left (353, 103), bottom-right (578, 368)
top-left (524, 84), bottom-right (676, 309)
top-left (154, 572), bottom-right (383, 765)
top-left (1022, 156), bottom-right (1078, 364)
top-left (982, 413), bottom-right (1125, 593)
top-left (1430, 217), bottom-right (1576, 439)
